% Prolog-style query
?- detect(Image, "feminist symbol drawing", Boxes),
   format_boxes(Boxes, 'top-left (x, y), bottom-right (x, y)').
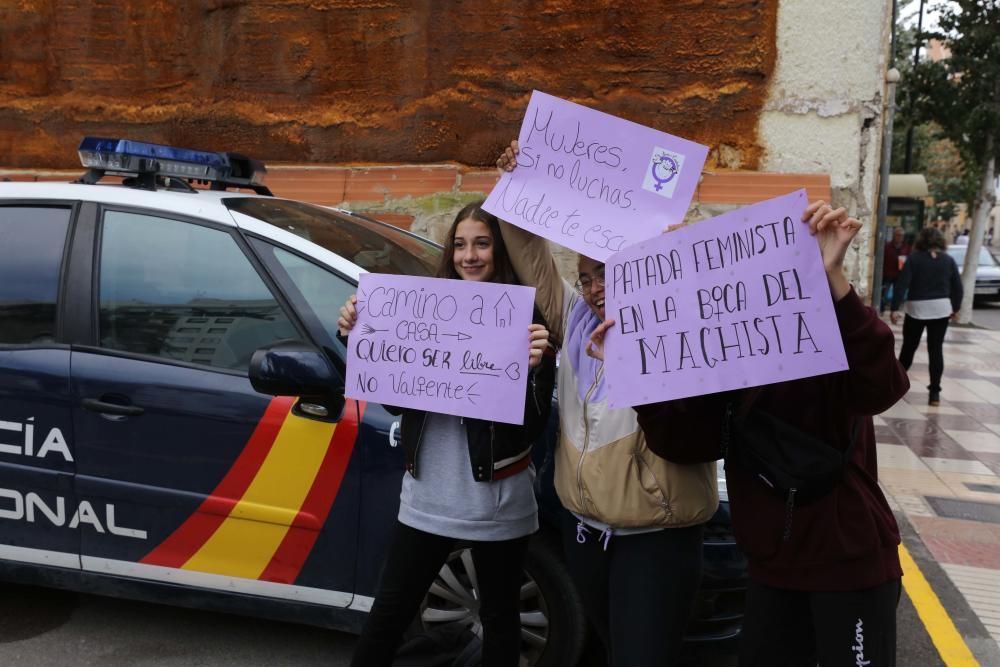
top-left (650, 152), bottom-right (679, 191)
top-left (642, 146), bottom-right (686, 199)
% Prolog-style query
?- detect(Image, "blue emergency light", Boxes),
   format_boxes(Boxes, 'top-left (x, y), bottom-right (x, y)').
top-left (76, 137), bottom-right (271, 195)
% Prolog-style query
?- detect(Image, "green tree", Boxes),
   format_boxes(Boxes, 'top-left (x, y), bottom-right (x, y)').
top-left (910, 0), bottom-right (1000, 323)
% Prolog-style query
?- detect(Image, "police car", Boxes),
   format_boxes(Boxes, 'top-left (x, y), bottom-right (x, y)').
top-left (0, 138), bottom-right (745, 664)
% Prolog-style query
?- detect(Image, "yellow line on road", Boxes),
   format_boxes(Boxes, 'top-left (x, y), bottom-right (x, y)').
top-left (899, 543), bottom-right (980, 666)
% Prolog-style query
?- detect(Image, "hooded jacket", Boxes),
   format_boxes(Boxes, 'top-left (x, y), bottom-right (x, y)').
top-left (636, 289), bottom-right (909, 590)
top-left (498, 222), bottom-right (718, 529)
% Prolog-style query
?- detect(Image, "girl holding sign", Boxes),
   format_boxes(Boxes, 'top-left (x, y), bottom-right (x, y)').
top-left (496, 142), bottom-right (718, 666)
top-left (340, 202), bottom-right (556, 667)
top-left (590, 201), bottom-right (908, 667)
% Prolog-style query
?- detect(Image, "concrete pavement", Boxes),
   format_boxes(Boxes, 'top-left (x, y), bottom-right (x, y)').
top-left (879, 313), bottom-right (1000, 665)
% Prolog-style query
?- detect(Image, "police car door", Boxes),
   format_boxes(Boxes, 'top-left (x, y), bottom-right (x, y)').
top-left (68, 206), bottom-right (359, 607)
top-left (0, 203), bottom-right (79, 570)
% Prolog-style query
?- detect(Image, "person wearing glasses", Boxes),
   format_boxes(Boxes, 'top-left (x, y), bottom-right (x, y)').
top-left (495, 142), bottom-right (717, 666)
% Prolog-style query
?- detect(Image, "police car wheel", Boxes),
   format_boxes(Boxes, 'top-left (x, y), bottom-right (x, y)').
top-left (420, 536), bottom-right (586, 666)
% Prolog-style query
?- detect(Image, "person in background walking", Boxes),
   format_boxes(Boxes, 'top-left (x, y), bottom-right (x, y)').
top-left (881, 226), bottom-right (910, 312)
top-left (891, 226), bottom-right (963, 406)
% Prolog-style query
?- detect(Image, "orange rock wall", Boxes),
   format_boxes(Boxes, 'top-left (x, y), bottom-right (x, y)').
top-left (0, 0), bottom-right (777, 169)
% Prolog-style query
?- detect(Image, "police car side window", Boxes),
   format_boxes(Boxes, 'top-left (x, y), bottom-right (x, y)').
top-left (263, 245), bottom-right (354, 345)
top-left (98, 211), bottom-right (299, 371)
top-left (0, 206), bottom-right (71, 345)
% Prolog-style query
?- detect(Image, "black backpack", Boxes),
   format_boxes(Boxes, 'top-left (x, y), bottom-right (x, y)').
top-left (722, 391), bottom-right (861, 541)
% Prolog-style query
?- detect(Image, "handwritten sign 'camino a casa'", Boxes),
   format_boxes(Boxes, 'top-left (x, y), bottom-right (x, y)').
top-left (345, 274), bottom-right (536, 424)
top-left (483, 90), bottom-right (709, 262)
top-left (603, 190), bottom-right (849, 407)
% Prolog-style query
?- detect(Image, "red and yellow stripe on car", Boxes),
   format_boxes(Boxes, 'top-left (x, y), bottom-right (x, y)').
top-left (141, 396), bottom-right (365, 583)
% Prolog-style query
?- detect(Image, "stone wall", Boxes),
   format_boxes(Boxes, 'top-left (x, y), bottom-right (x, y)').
top-left (0, 0), bottom-right (777, 169)
top-left (758, 0), bottom-right (894, 296)
top-left (0, 0), bottom-right (895, 296)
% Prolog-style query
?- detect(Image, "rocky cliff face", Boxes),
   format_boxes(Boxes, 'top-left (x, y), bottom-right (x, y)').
top-left (0, 0), bottom-right (777, 168)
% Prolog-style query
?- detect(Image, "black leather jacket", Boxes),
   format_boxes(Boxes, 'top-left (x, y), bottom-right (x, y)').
top-left (396, 344), bottom-right (555, 481)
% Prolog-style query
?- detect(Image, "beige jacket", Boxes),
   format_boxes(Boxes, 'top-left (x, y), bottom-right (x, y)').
top-left (500, 222), bottom-right (719, 529)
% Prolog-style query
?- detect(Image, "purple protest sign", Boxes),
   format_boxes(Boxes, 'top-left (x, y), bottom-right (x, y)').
top-left (482, 90), bottom-right (708, 262)
top-left (345, 274), bottom-right (536, 424)
top-left (603, 190), bottom-right (849, 407)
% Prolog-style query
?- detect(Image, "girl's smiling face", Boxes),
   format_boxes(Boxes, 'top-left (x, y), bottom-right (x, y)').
top-left (452, 218), bottom-right (496, 282)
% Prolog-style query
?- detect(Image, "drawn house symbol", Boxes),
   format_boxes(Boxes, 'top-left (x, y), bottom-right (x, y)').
top-left (493, 292), bottom-right (515, 328)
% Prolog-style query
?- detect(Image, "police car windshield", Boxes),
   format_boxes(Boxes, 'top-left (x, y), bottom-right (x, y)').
top-left (225, 198), bottom-right (440, 276)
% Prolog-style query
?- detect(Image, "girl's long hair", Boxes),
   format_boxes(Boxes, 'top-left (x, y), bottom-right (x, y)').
top-left (435, 201), bottom-right (521, 285)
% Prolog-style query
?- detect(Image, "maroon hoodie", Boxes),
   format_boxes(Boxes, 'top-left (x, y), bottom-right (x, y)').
top-left (635, 288), bottom-right (909, 591)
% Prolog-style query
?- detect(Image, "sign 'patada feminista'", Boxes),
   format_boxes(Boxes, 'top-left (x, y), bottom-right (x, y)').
top-left (603, 190), bottom-right (849, 407)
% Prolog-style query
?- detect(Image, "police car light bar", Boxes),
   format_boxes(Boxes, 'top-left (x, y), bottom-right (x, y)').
top-left (76, 137), bottom-right (271, 195)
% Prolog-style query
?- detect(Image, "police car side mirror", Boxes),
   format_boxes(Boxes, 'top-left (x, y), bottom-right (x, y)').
top-left (249, 340), bottom-right (343, 399)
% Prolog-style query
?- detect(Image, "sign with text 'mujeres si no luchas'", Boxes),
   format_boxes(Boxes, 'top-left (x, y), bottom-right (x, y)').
top-left (482, 90), bottom-right (709, 262)
top-left (602, 190), bottom-right (849, 408)
top-left (345, 273), bottom-right (536, 425)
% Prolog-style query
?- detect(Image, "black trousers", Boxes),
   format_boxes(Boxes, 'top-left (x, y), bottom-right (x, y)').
top-left (880, 278), bottom-right (896, 313)
top-left (561, 515), bottom-right (704, 667)
top-left (350, 521), bottom-right (530, 667)
top-left (738, 578), bottom-right (901, 667)
top-left (897, 314), bottom-right (950, 393)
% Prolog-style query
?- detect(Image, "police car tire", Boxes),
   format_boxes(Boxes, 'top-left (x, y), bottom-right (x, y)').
top-left (523, 535), bottom-right (587, 667)
top-left (414, 534), bottom-right (586, 666)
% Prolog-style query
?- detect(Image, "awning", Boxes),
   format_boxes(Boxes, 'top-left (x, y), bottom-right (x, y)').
top-left (888, 174), bottom-right (929, 198)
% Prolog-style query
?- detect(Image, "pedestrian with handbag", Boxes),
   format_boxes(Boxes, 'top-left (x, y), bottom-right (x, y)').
top-left (588, 201), bottom-right (910, 666)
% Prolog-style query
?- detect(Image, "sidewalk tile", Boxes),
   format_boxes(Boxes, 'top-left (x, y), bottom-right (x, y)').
top-left (911, 516), bottom-right (1000, 569)
top-left (927, 415), bottom-right (992, 432)
top-left (890, 493), bottom-right (936, 517)
top-left (923, 457), bottom-right (995, 475)
top-left (877, 444), bottom-right (931, 471)
top-left (875, 425), bottom-right (904, 445)
top-left (944, 430), bottom-right (1000, 455)
top-left (974, 453), bottom-right (1000, 476)
top-left (934, 472), bottom-right (1000, 502)
top-left (912, 404), bottom-right (966, 416)
top-left (956, 379), bottom-right (1000, 404)
top-left (881, 400), bottom-right (926, 420)
top-left (942, 562), bottom-right (1000, 643)
top-left (908, 437), bottom-right (975, 461)
top-left (947, 402), bottom-right (1000, 423)
top-left (880, 469), bottom-right (953, 497)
